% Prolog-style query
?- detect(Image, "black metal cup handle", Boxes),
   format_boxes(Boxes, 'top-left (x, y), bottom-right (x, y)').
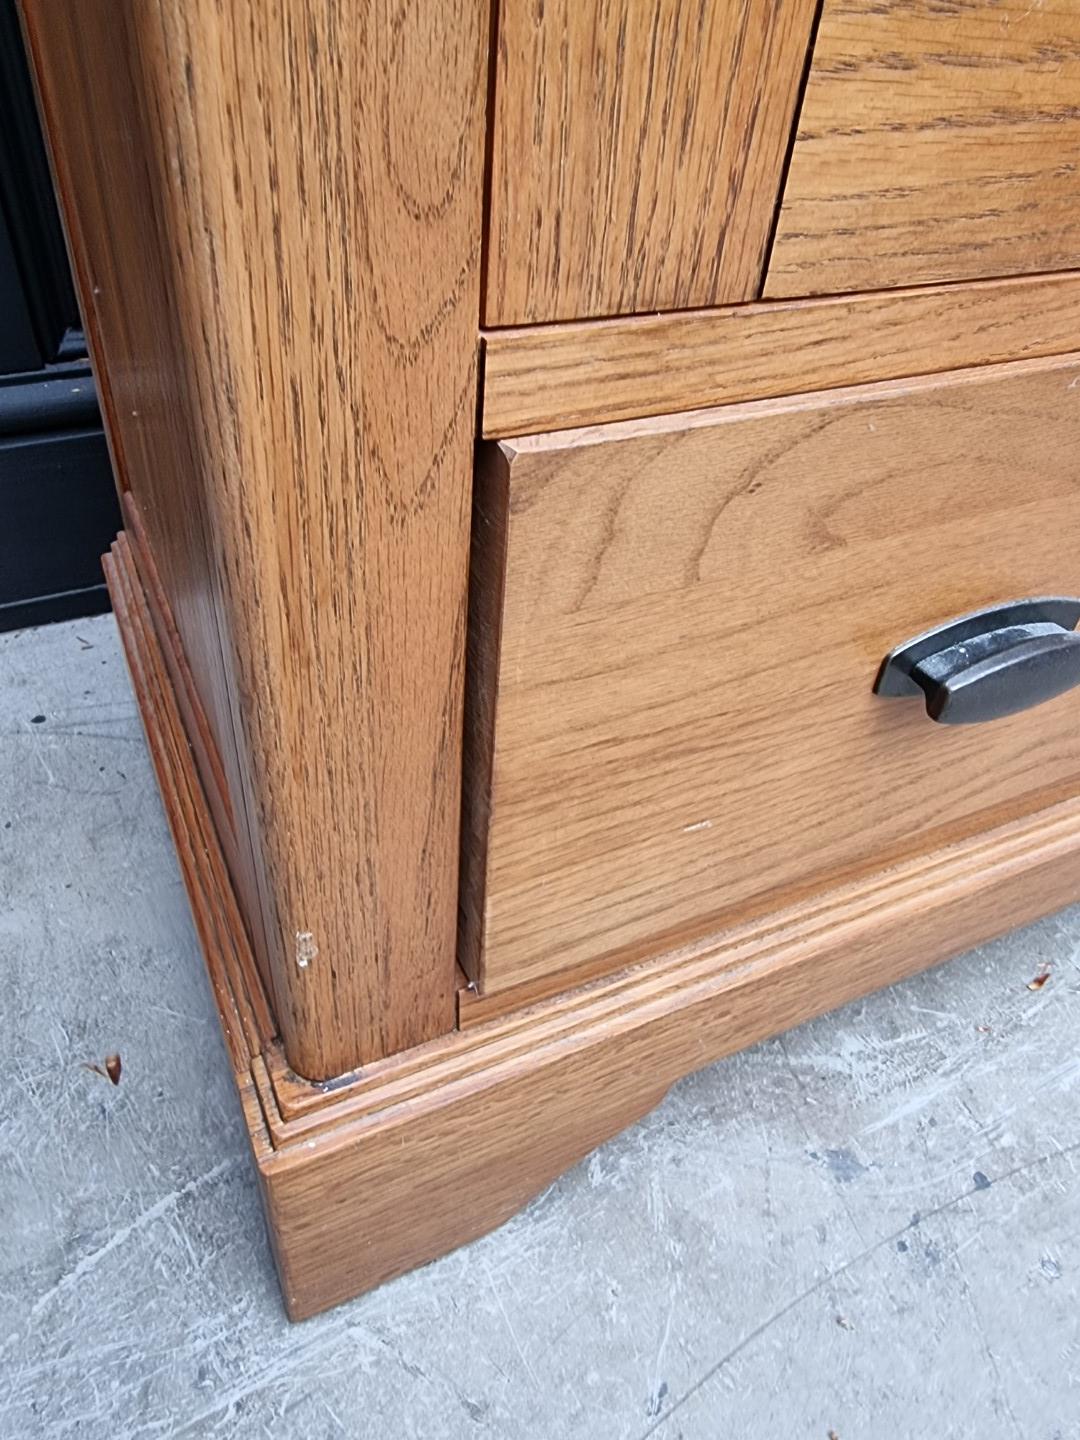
top-left (874, 597), bottom-right (1080, 725)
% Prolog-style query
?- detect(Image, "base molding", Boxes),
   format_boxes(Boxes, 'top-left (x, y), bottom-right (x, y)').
top-left (105, 529), bottom-right (1080, 1320)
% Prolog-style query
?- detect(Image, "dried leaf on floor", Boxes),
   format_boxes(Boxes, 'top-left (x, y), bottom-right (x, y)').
top-left (83, 1052), bottom-right (122, 1086)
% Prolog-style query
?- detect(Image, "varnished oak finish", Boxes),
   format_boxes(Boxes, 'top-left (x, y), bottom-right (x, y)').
top-left (23, 0), bottom-right (490, 1077)
top-left (107, 526), bottom-right (1080, 1319)
top-left (465, 357), bottom-right (1080, 996)
top-left (766, 0), bottom-right (1080, 298)
top-left (482, 271), bottom-right (1080, 437)
top-left (485, 0), bottom-right (818, 323)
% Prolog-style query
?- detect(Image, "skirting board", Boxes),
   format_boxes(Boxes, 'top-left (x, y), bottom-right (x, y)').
top-left (104, 527), bottom-right (1080, 1321)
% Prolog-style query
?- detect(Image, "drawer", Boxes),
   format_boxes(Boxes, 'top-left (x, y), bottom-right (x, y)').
top-left (767, 0), bottom-right (1080, 297)
top-left (461, 355), bottom-right (1080, 997)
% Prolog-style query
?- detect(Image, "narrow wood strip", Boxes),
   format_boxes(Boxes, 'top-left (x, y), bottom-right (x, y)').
top-left (457, 443), bottom-right (511, 984)
top-left (110, 539), bottom-right (265, 1056)
top-left (250, 1053), bottom-right (289, 1149)
top-left (120, 491), bottom-right (234, 837)
top-left (105, 546), bottom-right (251, 1072)
top-left (121, 495), bottom-right (283, 1014)
top-left (481, 271), bottom-right (1080, 436)
top-left (117, 530), bottom-right (276, 1042)
top-left (106, 534), bottom-right (276, 1056)
top-left (130, 570), bottom-right (275, 1049)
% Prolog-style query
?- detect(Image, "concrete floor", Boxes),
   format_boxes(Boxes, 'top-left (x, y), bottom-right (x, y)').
top-left (2, 614), bottom-right (1080, 1439)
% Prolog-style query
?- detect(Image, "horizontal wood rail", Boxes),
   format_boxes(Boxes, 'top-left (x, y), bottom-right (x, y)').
top-left (481, 271), bottom-right (1080, 437)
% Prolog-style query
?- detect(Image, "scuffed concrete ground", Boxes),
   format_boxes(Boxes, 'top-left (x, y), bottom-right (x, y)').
top-left (2, 614), bottom-right (1079, 1439)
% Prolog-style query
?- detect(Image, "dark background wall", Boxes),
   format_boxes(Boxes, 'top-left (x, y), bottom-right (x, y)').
top-left (0, 0), bottom-right (120, 632)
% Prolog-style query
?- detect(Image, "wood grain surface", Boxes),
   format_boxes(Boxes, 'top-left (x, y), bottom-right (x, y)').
top-left (466, 356), bottom-right (1080, 995)
top-left (261, 788), bottom-right (1080, 1317)
top-left (107, 524), bottom-right (1080, 1317)
top-left (482, 271), bottom-right (1080, 436)
top-left (105, 533), bottom-right (273, 1068)
top-left (23, 0), bottom-right (489, 1078)
top-left (485, 0), bottom-right (818, 323)
top-left (766, 0), bottom-right (1080, 297)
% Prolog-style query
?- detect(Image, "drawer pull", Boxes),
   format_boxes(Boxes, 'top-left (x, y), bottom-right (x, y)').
top-left (875, 598), bottom-right (1080, 725)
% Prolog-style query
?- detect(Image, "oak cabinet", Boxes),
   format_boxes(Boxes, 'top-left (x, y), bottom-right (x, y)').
top-left (21, 0), bottom-right (1080, 1317)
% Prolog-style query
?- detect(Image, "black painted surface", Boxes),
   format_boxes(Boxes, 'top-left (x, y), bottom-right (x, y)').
top-left (0, 0), bottom-right (79, 369)
top-left (0, 429), bottom-right (121, 632)
top-left (0, 0), bottom-right (119, 630)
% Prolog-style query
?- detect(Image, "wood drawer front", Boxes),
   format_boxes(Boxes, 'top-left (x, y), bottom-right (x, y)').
top-left (767, 0), bottom-right (1080, 298)
top-left (463, 356), bottom-right (1080, 996)
top-left (485, 0), bottom-right (817, 324)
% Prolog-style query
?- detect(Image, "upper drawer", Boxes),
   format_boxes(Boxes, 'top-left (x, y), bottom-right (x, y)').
top-left (766, 0), bottom-right (1080, 298)
top-left (485, 0), bottom-right (817, 324)
top-left (463, 355), bottom-right (1080, 998)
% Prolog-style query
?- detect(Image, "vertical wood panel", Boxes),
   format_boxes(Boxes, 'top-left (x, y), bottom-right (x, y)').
top-left (22, 0), bottom-right (489, 1078)
top-left (766, 0), bottom-right (1080, 298)
top-left (486, 0), bottom-right (819, 324)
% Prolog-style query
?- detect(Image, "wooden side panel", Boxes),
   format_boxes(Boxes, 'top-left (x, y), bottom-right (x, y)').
top-left (766, 0), bottom-right (1080, 298)
top-left (482, 271), bottom-right (1080, 437)
top-left (22, 0), bottom-right (489, 1078)
top-left (486, 0), bottom-right (818, 324)
top-left (474, 357), bottom-right (1080, 995)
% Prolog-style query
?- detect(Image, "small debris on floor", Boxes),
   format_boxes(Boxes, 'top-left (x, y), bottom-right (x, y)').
top-left (1028, 971), bottom-right (1051, 991)
top-left (30, 713), bottom-right (45, 724)
top-left (835, 1315), bottom-right (853, 1331)
top-left (83, 1053), bottom-right (122, 1086)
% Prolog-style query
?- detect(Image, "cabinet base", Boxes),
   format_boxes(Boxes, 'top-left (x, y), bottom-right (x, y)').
top-left (104, 528), bottom-right (1080, 1321)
